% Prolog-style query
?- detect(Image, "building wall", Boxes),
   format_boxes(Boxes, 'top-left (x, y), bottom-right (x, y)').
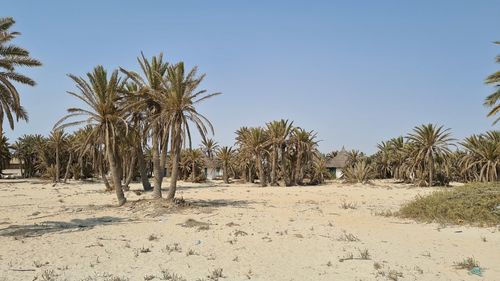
top-left (336, 168), bottom-right (343, 179)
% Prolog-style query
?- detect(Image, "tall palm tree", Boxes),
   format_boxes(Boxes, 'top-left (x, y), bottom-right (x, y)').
top-left (245, 127), bottom-right (269, 187)
top-left (121, 53), bottom-right (169, 197)
top-left (55, 66), bottom-right (127, 206)
top-left (216, 146), bottom-right (234, 184)
top-left (484, 41), bottom-right (500, 124)
top-left (47, 129), bottom-right (67, 183)
top-left (266, 119), bottom-right (293, 186)
top-left (290, 128), bottom-right (317, 185)
top-left (152, 62), bottom-right (220, 201)
top-left (0, 17), bottom-right (41, 137)
top-left (406, 124), bottom-right (454, 187)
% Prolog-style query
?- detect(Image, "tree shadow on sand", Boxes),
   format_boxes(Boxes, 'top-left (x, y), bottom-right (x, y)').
top-left (0, 216), bottom-right (129, 238)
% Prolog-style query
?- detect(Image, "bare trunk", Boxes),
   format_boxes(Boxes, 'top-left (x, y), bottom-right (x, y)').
top-left (191, 159), bottom-right (196, 182)
top-left (270, 145), bottom-right (278, 186)
top-left (152, 131), bottom-right (162, 198)
top-left (294, 151), bottom-right (302, 185)
top-left (105, 131), bottom-right (126, 206)
top-left (136, 143), bottom-right (151, 191)
top-left (167, 124), bottom-right (181, 201)
top-left (281, 145), bottom-right (290, 186)
top-left (123, 154), bottom-right (136, 190)
top-left (256, 153), bottom-right (267, 187)
top-left (101, 162), bottom-right (112, 191)
top-left (428, 158), bottom-right (433, 187)
top-left (248, 164), bottom-right (254, 183)
top-left (63, 153), bottom-right (72, 183)
top-left (55, 146), bottom-right (60, 182)
top-left (223, 163), bottom-right (229, 183)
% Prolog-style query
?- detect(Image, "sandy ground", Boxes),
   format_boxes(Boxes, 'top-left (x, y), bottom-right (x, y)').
top-left (0, 179), bottom-right (498, 281)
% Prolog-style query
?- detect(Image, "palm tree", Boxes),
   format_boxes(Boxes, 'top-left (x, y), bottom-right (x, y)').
top-left (152, 62), bottom-right (220, 201)
top-left (55, 66), bottom-right (127, 206)
top-left (185, 148), bottom-right (204, 182)
top-left (266, 119), bottom-right (293, 186)
top-left (406, 124), bottom-right (454, 187)
top-left (121, 53), bottom-right (169, 197)
top-left (47, 129), bottom-right (67, 183)
top-left (484, 41), bottom-right (499, 124)
top-left (290, 128), bottom-right (317, 185)
top-left (216, 146), bottom-right (234, 183)
top-left (246, 127), bottom-right (269, 187)
top-left (0, 17), bottom-right (41, 138)
top-left (460, 131), bottom-right (499, 182)
top-left (0, 135), bottom-right (11, 175)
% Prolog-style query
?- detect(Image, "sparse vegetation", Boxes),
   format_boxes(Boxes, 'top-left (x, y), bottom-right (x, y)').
top-left (340, 201), bottom-right (357, 210)
top-left (358, 248), bottom-right (371, 260)
top-left (337, 231), bottom-right (360, 242)
top-left (399, 182), bottom-right (500, 226)
top-left (454, 257), bottom-right (480, 270)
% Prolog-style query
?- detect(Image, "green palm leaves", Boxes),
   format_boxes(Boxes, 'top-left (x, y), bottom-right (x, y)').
top-left (0, 17), bottom-right (41, 133)
top-left (484, 42), bottom-right (500, 124)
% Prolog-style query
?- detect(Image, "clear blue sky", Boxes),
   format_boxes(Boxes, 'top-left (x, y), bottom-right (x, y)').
top-left (3, 0), bottom-right (499, 154)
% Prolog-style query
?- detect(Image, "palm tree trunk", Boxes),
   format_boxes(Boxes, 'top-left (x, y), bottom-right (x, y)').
top-left (100, 161), bottom-right (112, 191)
top-left (152, 131), bottom-right (162, 198)
top-left (256, 153), bottom-right (267, 187)
top-left (191, 159), bottom-right (196, 182)
top-left (428, 157), bottom-right (433, 187)
top-left (223, 163), bottom-right (229, 183)
top-left (136, 143), bottom-right (151, 191)
top-left (105, 131), bottom-right (126, 206)
top-left (63, 153), bottom-right (72, 183)
top-left (295, 151), bottom-right (302, 185)
top-left (270, 145), bottom-right (278, 186)
top-left (281, 145), bottom-right (290, 186)
top-left (167, 124), bottom-right (181, 201)
top-left (160, 144), bottom-right (167, 178)
top-left (123, 154), bottom-right (136, 190)
top-left (55, 146), bottom-right (60, 182)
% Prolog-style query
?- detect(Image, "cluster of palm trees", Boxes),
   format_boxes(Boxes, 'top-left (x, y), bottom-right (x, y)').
top-left (364, 124), bottom-right (499, 186)
top-left (209, 120), bottom-right (330, 186)
top-left (52, 54), bottom-right (220, 205)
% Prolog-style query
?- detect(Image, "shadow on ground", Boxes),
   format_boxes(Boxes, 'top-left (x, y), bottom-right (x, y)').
top-left (0, 216), bottom-right (129, 238)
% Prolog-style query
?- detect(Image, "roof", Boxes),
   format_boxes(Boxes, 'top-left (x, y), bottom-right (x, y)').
top-left (325, 149), bottom-right (348, 168)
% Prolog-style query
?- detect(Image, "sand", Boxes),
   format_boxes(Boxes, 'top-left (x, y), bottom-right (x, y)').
top-left (0, 179), bottom-right (498, 281)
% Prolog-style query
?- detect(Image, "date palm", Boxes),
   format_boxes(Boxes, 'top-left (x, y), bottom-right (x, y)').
top-left (121, 53), bottom-right (168, 197)
top-left (55, 66), bottom-right (127, 206)
top-left (407, 124), bottom-right (454, 187)
top-left (266, 119), bottom-right (293, 186)
top-left (0, 17), bottom-right (41, 137)
top-left (290, 128), bottom-right (317, 185)
top-left (216, 146), bottom-right (234, 183)
top-left (484, 41), bottom-right (500, 124)
top-left (246, 127), bottom-right (269, 187)
top-left (153, 62), bottom-right (220, 201)
top-left (460, 131), bottom-right (499, 182)
top-left (47, 129), bottom-right (67, 183)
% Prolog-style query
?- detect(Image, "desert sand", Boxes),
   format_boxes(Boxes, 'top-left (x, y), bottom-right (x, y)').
top-left (0, 179), bottom-right (498, 281)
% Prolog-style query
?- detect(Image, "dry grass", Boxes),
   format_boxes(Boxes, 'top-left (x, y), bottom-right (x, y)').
top-left (453, 257), bottom-right (479, 270)
top-left (398, 182), bottom-right (500, 226)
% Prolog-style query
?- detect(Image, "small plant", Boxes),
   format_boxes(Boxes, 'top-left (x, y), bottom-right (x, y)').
top-left (337, 231), bottom-right (360, 242)
top-left (453, 257), bottom-right (479, 270)
top-left (40, 270), bottom-right (57, 281)
top-left (186, 249), bottom-right (199, 256)
top-left (207, 268), bottom-right (224, 281)
top-left (343, 161), bottom-right (373, 184)
top-left (140, 246), bottom-right (151, 253)
top-left (481, 236), bottom-right (487, 242)
top-left (388, 270), bottom-right (403, 281)
top-left (326, 261), bottom-right (332, 267)
top-left (373, 210), bottom-right (395, 217)
top-left (358, 248), bottom-right (370, 260)
top-left (163, 243), bottom-right (182, 254)
top-left (160, 269), bottom-right (187, 281)
top-left (144, 275), bottom-right (155, 281)
top-left (33, 260), bottom-right (48, 268)
top-left (340, 200), bottom-right (357, 210)
top-left (339, 252), bottom-right (354, 262)
top-left (373, 262), bottom-right (382, 270)
top-left (148, 234), bottom-right (158, 241)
